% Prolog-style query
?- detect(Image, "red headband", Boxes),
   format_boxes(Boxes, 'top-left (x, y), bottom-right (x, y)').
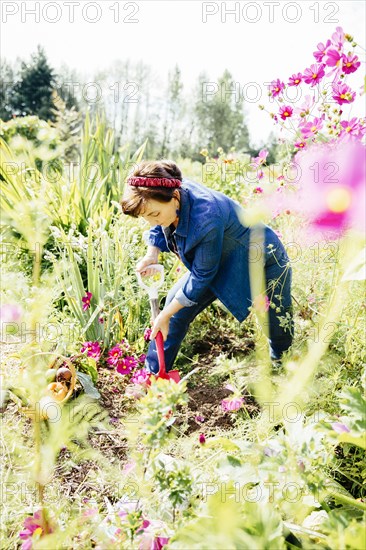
top-left (127, 176), bottom-right (182, 188)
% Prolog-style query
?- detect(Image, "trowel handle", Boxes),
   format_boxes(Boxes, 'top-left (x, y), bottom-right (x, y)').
top-left (136, 263), bottom-right (164, 296)
top-left (150, 298), bottom-right (160, 320)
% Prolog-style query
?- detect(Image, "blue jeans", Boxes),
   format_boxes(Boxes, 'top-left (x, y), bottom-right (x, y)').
top-left (145, 261), bottom-right (294, 373)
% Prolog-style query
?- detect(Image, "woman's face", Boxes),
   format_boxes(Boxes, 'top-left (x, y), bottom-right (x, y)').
top-left (140, 196), bottom-right (180, 227)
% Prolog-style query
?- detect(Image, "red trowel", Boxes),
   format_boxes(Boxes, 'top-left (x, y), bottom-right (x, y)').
top-left (136, 264), bottom-right (180, 383)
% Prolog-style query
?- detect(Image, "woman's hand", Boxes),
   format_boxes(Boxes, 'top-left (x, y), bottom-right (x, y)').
top-left (150, 311), bottom-right (171, 341)
top-left (136, 248), bottom-right (159, 277)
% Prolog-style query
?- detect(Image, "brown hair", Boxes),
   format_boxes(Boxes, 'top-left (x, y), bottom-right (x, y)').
top-left (121, 159), bottom-right (183, 218)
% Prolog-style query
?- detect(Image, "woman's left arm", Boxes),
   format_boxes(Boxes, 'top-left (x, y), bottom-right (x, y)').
top-left (174, 223), bottom-right (225, 307)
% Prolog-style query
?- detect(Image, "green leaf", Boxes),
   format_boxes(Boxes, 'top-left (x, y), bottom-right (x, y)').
top-left (76, 371), bottom-right (100, 399)
top-left (338, 433), bottom-right (366, 450)
top-left (204, 437), bottom-right (241, 451)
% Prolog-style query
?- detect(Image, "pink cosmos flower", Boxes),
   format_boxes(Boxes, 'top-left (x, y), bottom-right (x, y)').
top-left (19, 511), bottom-right (52, 550)
top-left (303, 64), bottom-right (325, 86)
top-left (221, 397), bottom-right (244, 412)
top-left (313, 39), bottom-right (331, 62)
top-left (279, 105), bottom-right (293, 120)
top-left (253, 294), bottom-right (270, 313)
top-left (139, 535), bottom-right (170, 550)
top-left (342, 53), bottom-right (361, 74)
top-left (288, 73), bottom-right (303, 86)
top-left (339, 118), bottom-right (366, 139)
top-left (144, 327), bottom-right (152, 341)
top-left (106, 340), bottom-right (131, 366)
top-left (257, 170), bottom-right (264, 180)
top-left (252, 149), bottom-right (268, 166)
top-left (117, 356), bottom-right (138, 375)
top-left (81, 291), bottom-right (92, 311)
top-left (131, 368), bottom-right (151, 385)
top-left (138, 353), bottom-right (147, 363)
top-left (332, 82), bottom-right (355, 105)
top-left (116, 362), bottom-right (133, 375)
top-left (294, 94), bottom-right (315, 117)
top-left (0, 304), bottom-right (22, 322)
top-left (300, 115), bottom-right (324, 139)
top-left (199, 433), bottom-right (206, 444)
top-left (294, 141), bottom-right (306, 149)
top-left (292, 139), bottom-right (366, 237)
top-left (254, 186), bottom-right (263, 194)
top-left (331, 26), bottom-right (345, 50)
top-left (268, 79), bottom-right (285, 97)
top-left (106, 344), bottom-right (123, 366)
top-left (324, 48), bottom-right (342, 68)
top-left (81, 341), bottom-right (101, 361)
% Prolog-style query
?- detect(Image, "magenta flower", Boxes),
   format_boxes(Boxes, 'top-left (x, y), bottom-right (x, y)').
top-left (288, 73), bottom-right (302, 86)
top-left (0, 304), bottom-right (22, 322)
top-left (195, 415), bottom-right (205, 423)
top-left (279, 105), bottom-right (293, 120)
top-left (199, 433), bottom-right (206, 444)
top-left (300, 116), bottom-right (324, 139)
top-left (81, 291), bottom-right (92, 311)
top-left (221, 397), bottom-right (244, 412)
top-left (303, 63), bottom-right (325, 86)
top-left (124, 356), bottom-right (139, 369)
top-left (131, 368), bottom-right (151, 385)
top-left (116, 360), bottom-right (133, 375)
top-left (254, 186), bottom-right (263, 194)
top-left (144, 327), bottom-right (152, 341)
top-left (106, 340), bottom-right (130, 366)
top-left (313, 39), bottom-right (331, 62)
top-left (293, 140), bottom-right (366, 236)
top-left (294, 140), bottom-right (306, 150)
top-left (324, 48), bottom-right (342, 68)
top-left (331, 422), bottom-right (350, 433)
top-left (138, 353), bottom-right (147, 363)
top-left (19, 510), bottom-right (52, 550)
top-left (332, 82), bottom-right (355, 105)
top-left (268, 79), bottom-right (285, 97)
top-left (342, 53), bottom-right (360, 74)
top-left (106, 344), bottom-right (123, 366)
top-left (81, 341), bottom-right (101, 361)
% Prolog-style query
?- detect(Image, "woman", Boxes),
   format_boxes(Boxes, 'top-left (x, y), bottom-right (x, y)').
top-left (121, 159), bottom-right (294, 375)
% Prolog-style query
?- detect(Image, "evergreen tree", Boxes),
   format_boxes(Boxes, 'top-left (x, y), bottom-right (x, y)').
top-left (0, 60), bottom-right (16, 121)
top-left (11, 45), bottom-right (57, 121)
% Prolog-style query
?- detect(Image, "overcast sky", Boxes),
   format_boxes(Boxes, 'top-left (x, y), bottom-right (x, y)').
top-left (1, 0), bottom-right (365, 146)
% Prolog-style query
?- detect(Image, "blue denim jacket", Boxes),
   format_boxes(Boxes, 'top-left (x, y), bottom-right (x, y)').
top-left (143, 178), bottom-right (290, 322)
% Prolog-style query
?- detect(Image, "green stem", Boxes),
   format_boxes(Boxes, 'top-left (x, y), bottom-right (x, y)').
top-left (331, 491), bottom-right (366, 511)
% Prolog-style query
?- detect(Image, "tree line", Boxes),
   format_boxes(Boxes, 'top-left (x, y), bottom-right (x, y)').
top-left (0, 45), bottom-right (277, 162)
